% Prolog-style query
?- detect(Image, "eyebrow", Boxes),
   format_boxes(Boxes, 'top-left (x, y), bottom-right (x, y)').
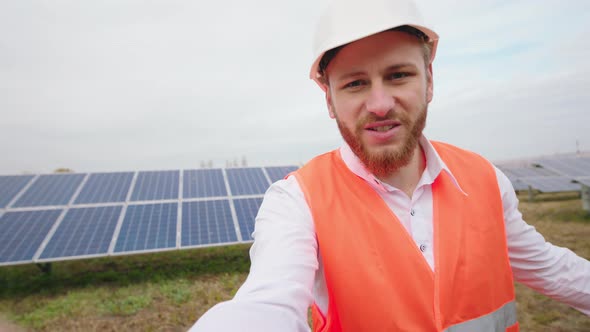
top-left (335, 63), bottom-right (419, 82)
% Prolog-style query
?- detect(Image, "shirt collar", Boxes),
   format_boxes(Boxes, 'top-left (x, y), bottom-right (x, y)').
top-left (339, 135), bottom-right (468, 196)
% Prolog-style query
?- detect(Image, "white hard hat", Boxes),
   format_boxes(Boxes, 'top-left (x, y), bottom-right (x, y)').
top-left (310, 0), bottom-right (439, 88)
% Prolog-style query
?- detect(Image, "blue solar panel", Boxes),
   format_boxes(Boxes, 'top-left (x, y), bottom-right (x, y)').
top-left (535, 157), bottom-right (590, 177)
top-left (40, 206), bottom-right (122, 259)
top-left (265, 166), bottom-right (298, 183)
top-left (521, 176), bottom-right (580, 193)
top-left (74, 172), bottom-right (134, 204)
top-left (0, 210), bottom-right (61, 264)
top-left (130, 171), bottom-right (179, 201)
top-left (0, 175), bottom-right (34, 208)
top-left (12, 174), bottom-right (86, 207)
top-left (497, 165), bottom-right (557, 180)
top-left (233, 198), bottom-right (262, 241)
top-left (183, 169), bottom-right (227, 198)
top-left (181, 200), bottom-right (237, 246)
top-left (226, 168), bottom-right (269, 196)
top-left (114, 203), bottom-right (177, 253)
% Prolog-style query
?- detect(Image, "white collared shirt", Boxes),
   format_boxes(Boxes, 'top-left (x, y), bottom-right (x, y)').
top-left (191, 136), bottom-right (590, 331)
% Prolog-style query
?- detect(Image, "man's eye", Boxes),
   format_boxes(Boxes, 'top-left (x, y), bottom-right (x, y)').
top-left (344, 80), bottom-right (364, 89)
top-left (390, 72), bottom-right (409, 80)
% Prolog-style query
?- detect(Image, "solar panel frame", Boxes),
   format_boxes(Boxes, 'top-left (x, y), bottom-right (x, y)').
top-left (12, 173), bottom-right (87, 207)
top-left (38, 206), bottom-right (122, 261)
top-left (0, 209), bottom-right (62, 266)
top-left (264, 166), bottom-right (298, 183)
top-left (233, 197), bottom-right (263, 242)
top-left (226, 168), bottom-right (270, 196)
top-left (74, 172), bottom-right (134, 204)
top-left (0, 175), bottom-right (35, 208)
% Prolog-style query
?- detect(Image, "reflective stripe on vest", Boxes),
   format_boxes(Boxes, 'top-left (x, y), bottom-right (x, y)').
top-left (445, 301), bottom-right (517, 332)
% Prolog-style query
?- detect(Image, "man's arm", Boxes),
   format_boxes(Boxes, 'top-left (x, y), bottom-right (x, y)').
top-left (496, 168), bottom-right (590, 315)
top-left (189, 176), bottom-right (318, 331)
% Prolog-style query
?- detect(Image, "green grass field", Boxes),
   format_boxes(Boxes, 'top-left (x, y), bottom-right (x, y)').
top-left (1, 194), bottom-right (589, 331)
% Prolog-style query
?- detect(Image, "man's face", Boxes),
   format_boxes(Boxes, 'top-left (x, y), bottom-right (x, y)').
top-left (325, 31), bottom-right (433, 177)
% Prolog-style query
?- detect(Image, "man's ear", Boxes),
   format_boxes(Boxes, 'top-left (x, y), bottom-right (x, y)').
top-left (325, 86), bottom-right (336, 119)
top-left (426, 63), bottom-right (434, 103)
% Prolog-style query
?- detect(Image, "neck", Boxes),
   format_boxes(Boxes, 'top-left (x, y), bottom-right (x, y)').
top-left (376, 144), bottom-right (426, 198)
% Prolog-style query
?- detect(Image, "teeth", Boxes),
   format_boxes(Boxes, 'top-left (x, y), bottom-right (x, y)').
top-left (372, 125), bottom-right (394, 132)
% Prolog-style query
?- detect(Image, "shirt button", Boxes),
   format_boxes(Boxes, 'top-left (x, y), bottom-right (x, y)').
top-left (419, 244), bottom-right (426, 252)
top-left (410, 209), bottom-right (416, 216)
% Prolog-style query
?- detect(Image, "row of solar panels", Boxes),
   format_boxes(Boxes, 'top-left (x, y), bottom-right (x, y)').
top-left (0, 166), bottom-right (296, 209)
top-left (0, 166), bottom-right (297, 267)
top-left (497, 157), bottom-right (590, 193)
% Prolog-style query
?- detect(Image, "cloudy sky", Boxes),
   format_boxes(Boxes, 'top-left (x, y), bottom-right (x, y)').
top-left (1, 0), bottom-right (589, 174)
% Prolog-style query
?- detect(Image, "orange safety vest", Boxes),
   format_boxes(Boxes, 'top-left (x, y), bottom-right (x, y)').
top-left (293, 141), bottom-right (518, 332)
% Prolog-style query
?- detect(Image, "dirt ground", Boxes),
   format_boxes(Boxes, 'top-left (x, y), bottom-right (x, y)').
top-left (0, 317), bottom-right (25, 332)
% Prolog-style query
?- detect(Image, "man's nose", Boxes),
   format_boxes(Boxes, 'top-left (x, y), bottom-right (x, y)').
top-left (364, 84), bottom-right (395, 117)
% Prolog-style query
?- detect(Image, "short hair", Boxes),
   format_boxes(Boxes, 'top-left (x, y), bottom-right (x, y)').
top-left (318, 25), bottom-right (433, 82)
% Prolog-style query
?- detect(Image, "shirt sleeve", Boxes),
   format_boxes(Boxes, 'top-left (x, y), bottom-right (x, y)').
top-left (496, 167), bottom-right (590, 316)
top-left (188, 176), bottom-right (318, 331)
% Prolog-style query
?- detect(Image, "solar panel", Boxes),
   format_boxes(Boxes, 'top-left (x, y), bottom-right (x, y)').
top-left (0, 175), bottom-right (34, 208)
top-left (226, 168), bottom-right (270, 196)
top-left (496, 165), bottom-right (558, 179)
top-left (0, 209), bottom-right (62, 264)
top-left (181, 200), bottom-right (237, 247)
top-left (39, 206), bottom-right (122, 260)
top-left (130, 171), bottom-right (179, 201)
top-left (233, 197), bottom-right (262, 241)
top-left (114, 203), bottom-right (177, 253)
top-left (183, 169), bottom-right (227, 198)
top-left (265, 166), bottom-right (298, 183)
top-left (510, 179), bottom-right (530, 192)
top-left (12, 173), bottom-right (85, 207)
top-left (535, 157), bottom-right (590, 177)
top-left (520, 176), bottom-right (580, 193)
top-left (74, 172), bottom-right (134, 204)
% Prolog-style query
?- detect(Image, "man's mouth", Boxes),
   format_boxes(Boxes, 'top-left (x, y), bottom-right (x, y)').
top-left (364, 121), bottom-right (400, 132)
top-left (368, 125), bottom-right (396, 132)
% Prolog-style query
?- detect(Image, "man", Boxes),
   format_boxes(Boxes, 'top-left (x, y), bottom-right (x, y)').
top-left (191, 0), bottom-right (590, 330)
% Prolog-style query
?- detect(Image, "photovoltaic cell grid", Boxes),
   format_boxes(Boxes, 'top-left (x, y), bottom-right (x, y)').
top-left (233, 197), bottom-right (263, 241)
top-left (0, 210), bottom-right (62, 264)
top-left (521, 176), bottom-right (580, 193)
top-left (183, 169), bottom-right (227, 198)
top-left (226, 168), bottom-right (270, 196)
top-left (265, 166), bottom-right (298, 183)
top-left (74, 172), bottom-right (134, 204)
top-left (12, 174), bottom-right (86, 207)
top-left (0, 175), bottom-right (34, 208)
top-left (182, 200), bottom-right (237, 247)
top-left (115, 203), bottom-right (177, 253)
top-left (40, 206), bottom-right (122, 259)
top-left (131, 171), bottom-right (179, 201)
top-left (535, 157), bottom-right (590, 177)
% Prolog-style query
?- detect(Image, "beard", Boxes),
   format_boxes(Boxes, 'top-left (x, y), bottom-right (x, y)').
top-left (335, 106), bottom-right (427, 178)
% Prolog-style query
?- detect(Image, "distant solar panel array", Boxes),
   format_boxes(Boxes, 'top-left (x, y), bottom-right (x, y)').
top-left (0, 166), bottom-right (298, 267)
top-left (497, 156), bottom-right (590, 193)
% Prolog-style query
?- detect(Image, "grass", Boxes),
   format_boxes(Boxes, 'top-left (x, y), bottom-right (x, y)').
top-left (0, 196), bottom-right (589, 331)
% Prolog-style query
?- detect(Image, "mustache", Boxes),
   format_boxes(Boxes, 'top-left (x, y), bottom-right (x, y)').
top-left (356, 111), bottom-right (408, 127)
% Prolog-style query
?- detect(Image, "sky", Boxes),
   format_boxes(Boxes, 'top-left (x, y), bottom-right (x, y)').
top-left (1, 0), bottom-right (589, 174)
